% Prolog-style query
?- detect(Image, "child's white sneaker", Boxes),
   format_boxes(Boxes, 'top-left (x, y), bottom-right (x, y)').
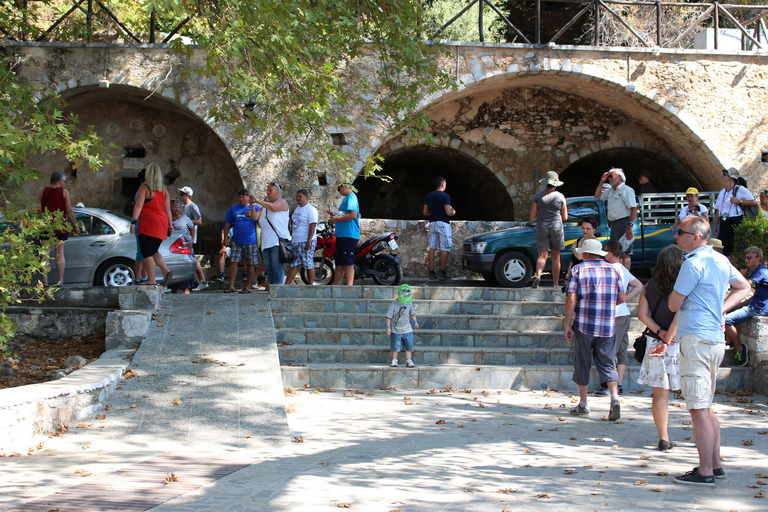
top-left (406, 359), bottom-right (415, 368)
top-left (390, 359), bottom-right (398, 367)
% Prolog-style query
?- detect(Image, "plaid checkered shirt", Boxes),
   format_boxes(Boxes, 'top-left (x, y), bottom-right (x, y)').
top-left (565, 259), bottom-right (622, 337)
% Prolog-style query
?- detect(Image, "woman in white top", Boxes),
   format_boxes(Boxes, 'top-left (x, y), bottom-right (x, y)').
top-left (254, 182), bottom-right (290, 288)
top-left (714, 167), bottom-right (756, 262)
top-left (671, 187), bottom-right (709, 231)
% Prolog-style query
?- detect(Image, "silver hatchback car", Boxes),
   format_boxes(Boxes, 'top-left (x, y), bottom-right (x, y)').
top-left (46, 207), bottom-right (197, 287)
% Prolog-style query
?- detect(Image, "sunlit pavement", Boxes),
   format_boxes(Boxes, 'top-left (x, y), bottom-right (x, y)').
top-left (3, 386), bottom-right (766, 511)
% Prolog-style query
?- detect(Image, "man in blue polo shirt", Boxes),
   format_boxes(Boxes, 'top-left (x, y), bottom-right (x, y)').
top-left (329, 183), bottom-right (359, 286)
top-left (222, 189), bottom-right (261, 293)
top-left (667, 216), bottom-right (750, 486)
top-left (724, 246), bottom-right (768, 367)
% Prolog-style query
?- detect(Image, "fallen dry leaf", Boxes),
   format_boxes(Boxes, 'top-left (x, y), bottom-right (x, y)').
top-left (650, 488), bottom-right (662, 493)
top-left (337, 505), bottom-right (350, 508)
top-left (757, 473), bottom-right (768, 478)
top-left (756, 491), bottom-right (765, 498)
top-left (569, 436), bottom-right (577, 440)
top-left (635, 481), bottom-right (649, 486)
top-left (75, 469), bottom-right (92, 477)
top-left (536, 493), bottom-right (551, 499)
top-left (165, 472), bottom-right (179, 484)
top-left (640, 454), bottom-right (652, 460)
top-left (656, 471), bottom-right (668, 476)
top-left (129, 404), bottom-right (138, 409)
top-left (293, 436), bottom-right (304, 443)
top-left (463, 489), bottom-right (478, 494)
top-left (498, 488), bottom-right (518, 494)
top-left (743, 439), bottom-right (754, 446)
top-left (564, 469), bottom-right (577, 474)
top-left (170, 399), bottom-right (182, 406)
top-left (124, 369), bottom-right (138, 379)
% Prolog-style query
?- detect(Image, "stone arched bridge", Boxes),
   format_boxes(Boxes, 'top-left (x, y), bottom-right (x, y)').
top-left (7, 41), bottom-right (768, 227)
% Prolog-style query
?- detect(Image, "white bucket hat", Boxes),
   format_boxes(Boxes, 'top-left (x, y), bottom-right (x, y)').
top-left (575, 238), bottom-right (608, 257)
top-left (539, 171), bottom-right (564, 187)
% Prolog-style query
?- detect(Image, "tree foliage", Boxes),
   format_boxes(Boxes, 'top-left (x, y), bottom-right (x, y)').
top-left (0, 57), bottom-right (113, 352)
top-left (733, 217), bottom-right (768, 270)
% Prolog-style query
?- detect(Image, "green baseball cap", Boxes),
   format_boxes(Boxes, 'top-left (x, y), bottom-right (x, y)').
top-left (397, 284), bottom-right (412, 304)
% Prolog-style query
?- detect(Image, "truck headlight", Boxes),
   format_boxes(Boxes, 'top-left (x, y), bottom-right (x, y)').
top-left (471, 242), bottom-right (487, 253)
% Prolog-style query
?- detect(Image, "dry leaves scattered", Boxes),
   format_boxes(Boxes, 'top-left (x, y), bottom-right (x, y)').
top-left (165, 472), bottom-right (179, 484)
top-left (123, 369), bottom-right (138, 379)
top-left (75, 469), bottom-right (91, 477)
top-left (497, 488), bottom-right (518, 494)
top-left (170, 399), bottom-right (182, 406)
top-left (634, 480), bottom-right (649, 486)
top-left (293, 436), bottom-right (304, 443)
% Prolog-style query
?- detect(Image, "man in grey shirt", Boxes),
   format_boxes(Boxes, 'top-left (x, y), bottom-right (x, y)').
top-left (530, 171), bottom-right (568, 289)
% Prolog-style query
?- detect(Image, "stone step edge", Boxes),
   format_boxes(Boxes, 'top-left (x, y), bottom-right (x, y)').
top-left (279, 362), bottom-right (753, 371)
top-left (277, 327), bottom-right (646, 336)
top-left (278, 344), bottom-right (640, 352)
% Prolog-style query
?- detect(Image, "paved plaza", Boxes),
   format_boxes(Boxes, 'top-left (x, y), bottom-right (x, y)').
top-left (1, 292), bottom-right (767, 511)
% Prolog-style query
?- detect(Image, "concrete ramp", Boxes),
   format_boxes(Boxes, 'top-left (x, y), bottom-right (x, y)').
top-left (95, 291), bottom-right (289, 449)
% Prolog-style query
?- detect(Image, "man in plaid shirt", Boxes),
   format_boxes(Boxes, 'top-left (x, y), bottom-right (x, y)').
top-left (564, 238), bottom-right (626, 420)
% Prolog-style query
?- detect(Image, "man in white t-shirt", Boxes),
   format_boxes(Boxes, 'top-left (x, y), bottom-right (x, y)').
top-left (285, 189), bottom-right (319, 285)
top-left (595, 240), bottom-right (644, 396)
top-left (179, 186), bottom-right (209, 291)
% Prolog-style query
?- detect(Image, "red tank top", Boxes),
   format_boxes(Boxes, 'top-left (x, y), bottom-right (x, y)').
top-left (41, 187), bottom-right (68, 234)
top-left (138, 189), bottom-right (169, 240)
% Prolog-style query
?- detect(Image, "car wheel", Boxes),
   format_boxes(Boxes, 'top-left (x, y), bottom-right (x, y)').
top-left (95, 258), bottom-right (135, 287)
top-left (301, 256), bottom-right (335, 285)
top-left (493, 251), bottom-right (532, 288)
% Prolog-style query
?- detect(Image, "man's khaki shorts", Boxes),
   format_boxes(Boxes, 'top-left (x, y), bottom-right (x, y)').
top-left (678, 334), bottom-right (725, 410)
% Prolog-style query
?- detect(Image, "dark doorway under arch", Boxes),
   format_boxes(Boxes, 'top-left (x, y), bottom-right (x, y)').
top-left (354, 146), bottom-right (515, 221)
top-left (559, 148), bottom-right (700, 198)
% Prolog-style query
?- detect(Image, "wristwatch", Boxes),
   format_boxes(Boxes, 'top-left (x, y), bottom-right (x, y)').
top-left (627, 222), bottom-right (634, 226)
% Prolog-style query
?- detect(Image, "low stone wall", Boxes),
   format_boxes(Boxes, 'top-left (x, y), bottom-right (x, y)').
top-left (360, 219), bottom-right (521, 279)
top-left (0, 286), bottom-right (160, 451)
top-left (741, 316), bottom-right (768, 395)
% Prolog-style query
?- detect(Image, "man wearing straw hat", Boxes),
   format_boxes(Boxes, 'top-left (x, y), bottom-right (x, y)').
top-left (564, 238), bottom-right (625, 421)
top-left (530, 171), bottom-right (568, 289)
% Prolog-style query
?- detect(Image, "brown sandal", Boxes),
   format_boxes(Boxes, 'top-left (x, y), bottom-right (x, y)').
top-left (224, 288), bottom-right (237, 293)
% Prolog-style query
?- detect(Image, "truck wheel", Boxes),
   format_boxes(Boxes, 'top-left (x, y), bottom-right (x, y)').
top-left (494, 251), bottom-right (532, 288)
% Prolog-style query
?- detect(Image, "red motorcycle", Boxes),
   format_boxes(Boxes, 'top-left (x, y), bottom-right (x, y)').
top-left (300, 221), bottom-right (402, 285)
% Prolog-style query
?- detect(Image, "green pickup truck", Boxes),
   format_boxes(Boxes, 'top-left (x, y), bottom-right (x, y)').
top-left (461, 192), bottom-right (717, 287)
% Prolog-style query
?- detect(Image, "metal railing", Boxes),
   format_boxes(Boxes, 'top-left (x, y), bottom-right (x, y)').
top-left (433, 0), bottom-right (768, 49)
top-left (1, 0), bottom-right (190, 43)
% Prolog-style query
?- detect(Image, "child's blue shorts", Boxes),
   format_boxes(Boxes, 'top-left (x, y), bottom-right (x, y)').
top-left (390, 332), bottom-right (414, 352)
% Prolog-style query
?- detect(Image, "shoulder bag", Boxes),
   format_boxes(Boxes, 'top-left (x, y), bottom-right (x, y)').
top-left (264, 209), bottom-right (295, 264)
top-left (633, 295), bottom-right (662, 364)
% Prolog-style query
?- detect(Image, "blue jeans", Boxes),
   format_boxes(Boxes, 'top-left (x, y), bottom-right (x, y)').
top-left (389, 332), bottom-right (414, 352)
top-left (262, 245), bottom-right (285, 285)
top-left (725, 304), bottom-right (766, 326)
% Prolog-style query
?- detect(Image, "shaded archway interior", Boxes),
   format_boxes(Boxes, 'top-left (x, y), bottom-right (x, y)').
top-left (55, 84), bottom-right (242, 252)
top-left (353, 146), bottom-right (514, 221)
top-left (558, 148), bottom-right (704, 198)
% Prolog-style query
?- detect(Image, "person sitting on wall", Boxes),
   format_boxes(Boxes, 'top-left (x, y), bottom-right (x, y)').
top-left (723, 246), bottom-right (768, 367)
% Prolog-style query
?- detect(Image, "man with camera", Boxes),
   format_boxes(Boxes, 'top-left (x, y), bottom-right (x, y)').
top-left (671, 187), bottom-right (709, 232)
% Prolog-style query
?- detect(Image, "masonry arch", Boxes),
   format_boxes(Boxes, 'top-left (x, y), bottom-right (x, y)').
top-left (353, 145), bottom-right (515, 221)
top-left (364, 69), bottom-right (727, 220)
top-left (41, 84), bottom-right (242, 250)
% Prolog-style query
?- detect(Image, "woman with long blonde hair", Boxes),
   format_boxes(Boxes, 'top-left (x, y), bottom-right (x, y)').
top-left (130, 163), bottom-right (173, 286)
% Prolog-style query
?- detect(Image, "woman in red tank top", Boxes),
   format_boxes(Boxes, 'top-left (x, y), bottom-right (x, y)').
top-left (37, 171), bottom-right (79, 286)
top-left (130, 163), bottom-right (173, 286)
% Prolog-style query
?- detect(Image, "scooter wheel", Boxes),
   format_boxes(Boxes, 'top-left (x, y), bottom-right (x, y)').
top-left (301, 256), bottom-right (335, 285)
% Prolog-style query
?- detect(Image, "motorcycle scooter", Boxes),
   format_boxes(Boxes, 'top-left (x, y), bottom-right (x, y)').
top-left (300, 219), bottom-right (402, 285)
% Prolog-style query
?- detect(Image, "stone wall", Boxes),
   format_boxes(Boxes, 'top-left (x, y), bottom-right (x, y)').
top-left (741, 316), bottom-right (768, 395)
top-left (0, 286), bottom-right (160, 450)
top-left (359, 218), bottom-right (522, 279)
top-left (6, 42), bottom-right (768, 227)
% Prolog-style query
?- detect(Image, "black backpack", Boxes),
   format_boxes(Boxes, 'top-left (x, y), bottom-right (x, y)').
top-left (734, 184), bottom-right (759, 220)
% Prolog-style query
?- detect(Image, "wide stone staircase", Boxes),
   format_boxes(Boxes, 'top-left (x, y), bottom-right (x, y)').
top-left (272, 285), bottom-right (753, 391)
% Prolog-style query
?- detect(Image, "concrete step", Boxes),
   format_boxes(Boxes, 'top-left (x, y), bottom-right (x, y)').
top-left (279, 344), bottom-right (642, 366)
top-left (280, 363), bottom-right (752, 393)
top-left (276, 327), bottom-right (649, 349)
top-left (273, 312), bottom-right (645, 332)
top-left (270, 284), bottom-right (569, 302)
top-left (271, 297), bottom-right (579, 316)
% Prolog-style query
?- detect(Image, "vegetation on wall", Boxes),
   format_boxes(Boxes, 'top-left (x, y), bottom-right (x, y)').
top-left (733, 217), bottom-right (768, 270)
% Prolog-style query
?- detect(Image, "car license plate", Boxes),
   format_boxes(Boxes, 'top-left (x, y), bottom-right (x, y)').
top-left (388, 240), bottom-right (398, 250)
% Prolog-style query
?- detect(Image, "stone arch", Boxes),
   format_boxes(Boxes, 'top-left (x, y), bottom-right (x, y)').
top-left (39, 83), bottom-right (243, 251)
top-left (353, 143), bottom-right (515, 221)
top-left (360, 64), bottom-right (726, 213)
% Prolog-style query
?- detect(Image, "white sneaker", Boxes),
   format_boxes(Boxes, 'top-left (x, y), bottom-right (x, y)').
top-left (406, 359), bottom-right (415, 368)
top-left (193, 281), bottom-right (209, 292)
top-left (390, 359), bottom-right (398, 367)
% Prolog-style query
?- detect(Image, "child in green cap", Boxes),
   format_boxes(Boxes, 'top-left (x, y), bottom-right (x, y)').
top-left (385, 284), bottom-right (419, 367)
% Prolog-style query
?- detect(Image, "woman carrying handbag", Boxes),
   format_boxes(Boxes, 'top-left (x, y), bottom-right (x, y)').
top-left (636, 245), bottom-right (683, 451)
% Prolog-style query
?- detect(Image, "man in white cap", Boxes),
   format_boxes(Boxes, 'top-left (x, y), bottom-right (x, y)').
top-left (530, 171), bottom-right (568, 289)
top-left (179, 186), bottom-right (208, 291)
top-left (564, 238), bottom-right (625, 421)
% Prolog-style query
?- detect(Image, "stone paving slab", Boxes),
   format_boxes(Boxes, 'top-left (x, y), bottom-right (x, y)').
top-left (0, 292), bottom-right (288, 510)
top-left (150, 388), bottom-right (768, 511)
